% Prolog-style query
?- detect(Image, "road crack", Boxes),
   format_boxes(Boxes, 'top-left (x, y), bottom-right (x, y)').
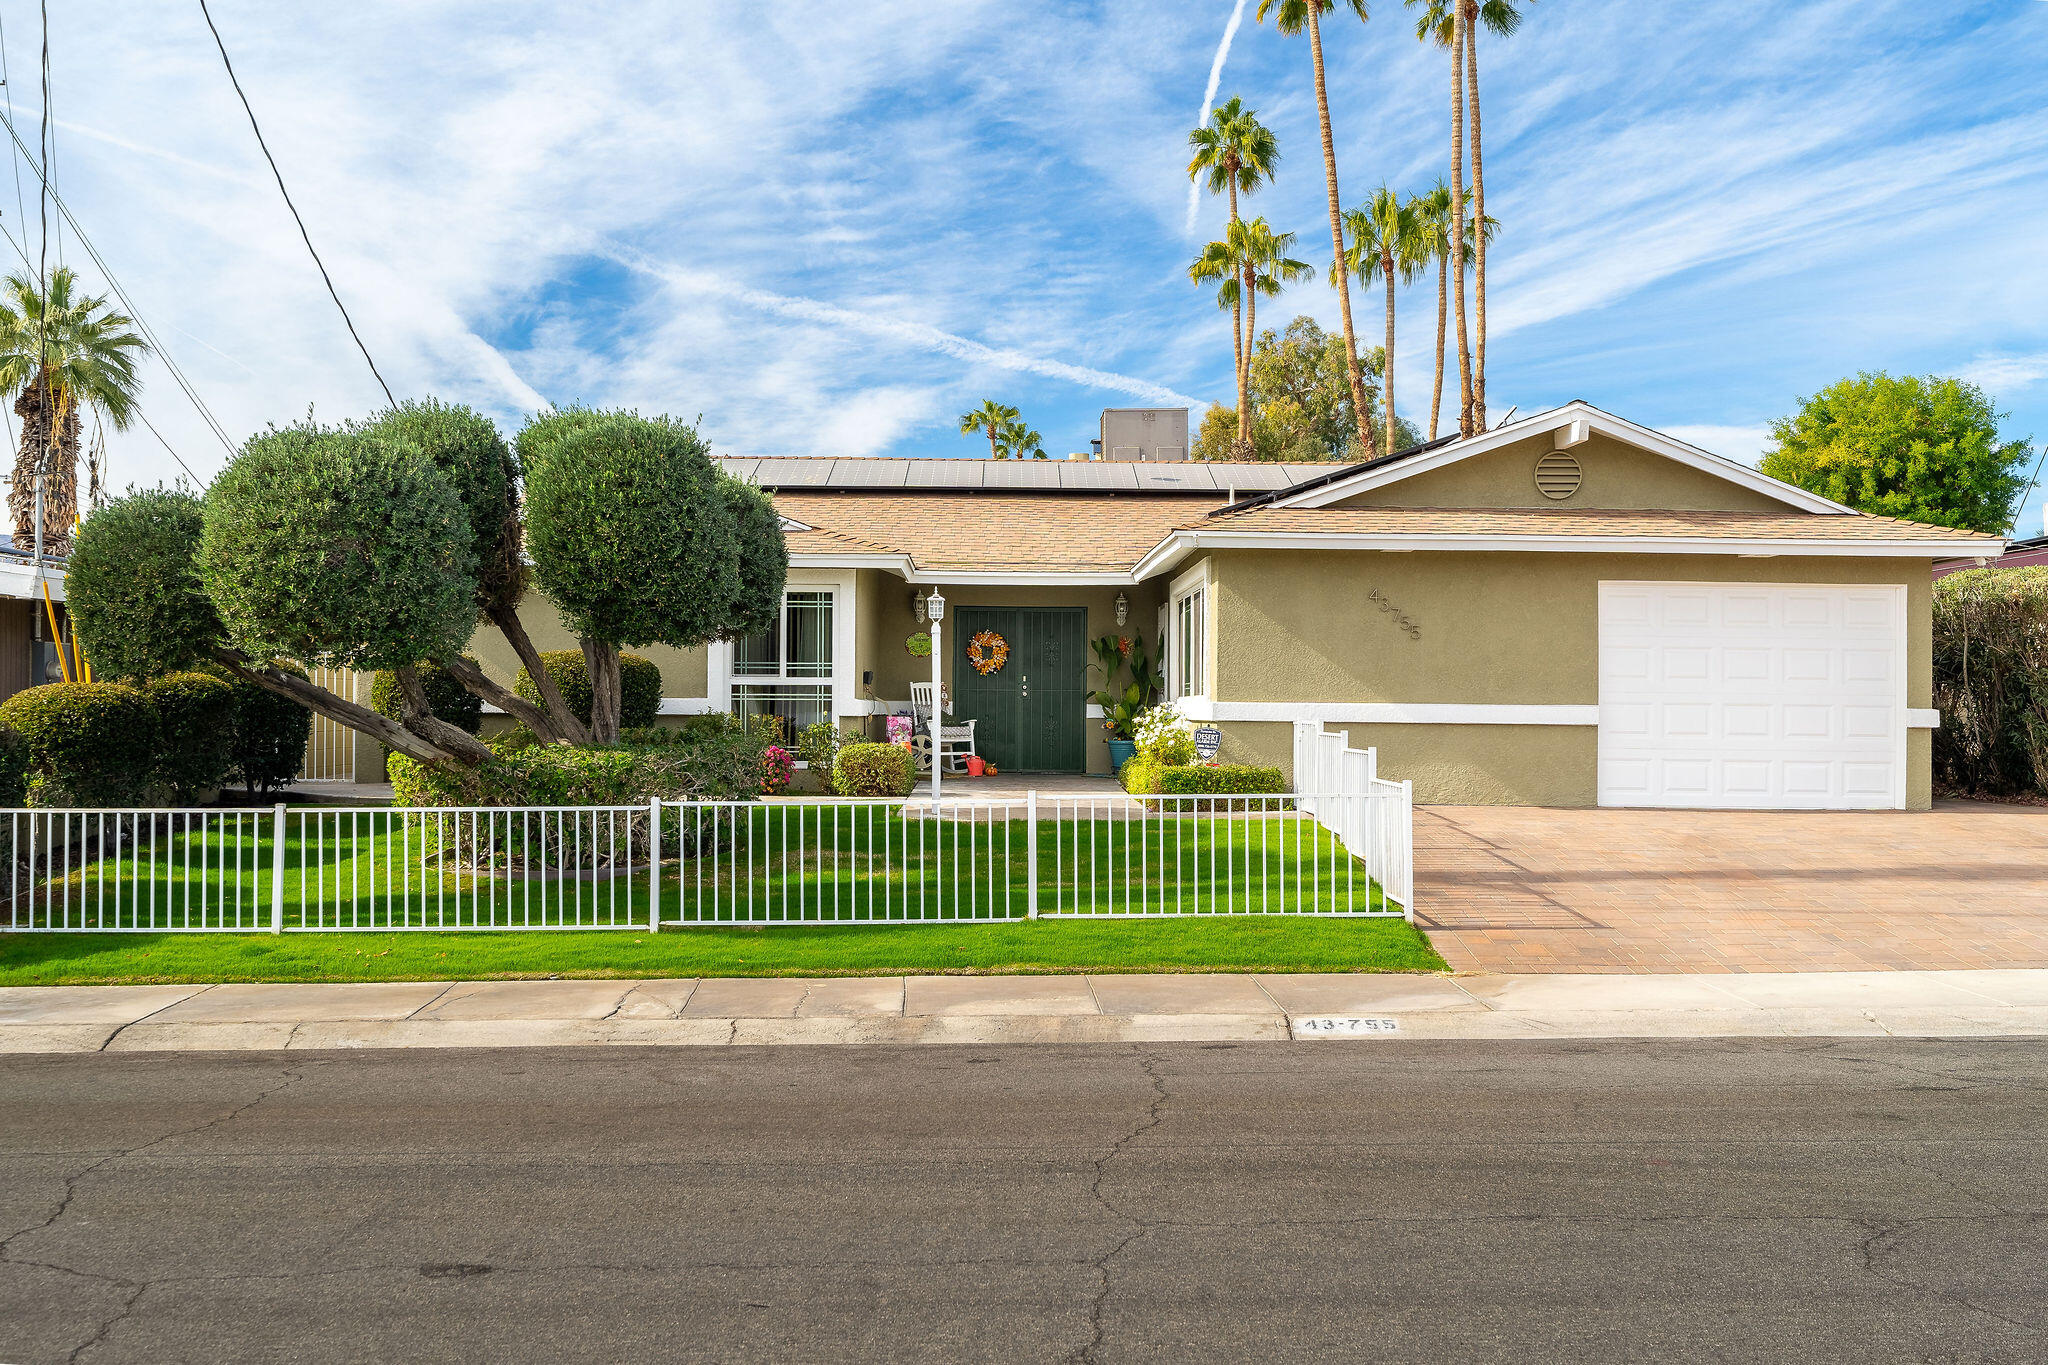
top-left (1069, 1048), bottom-right (1169, 1365)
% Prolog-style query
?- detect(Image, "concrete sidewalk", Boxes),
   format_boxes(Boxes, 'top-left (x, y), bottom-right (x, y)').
top-left (5, 968), bottom-right (2048, 1052)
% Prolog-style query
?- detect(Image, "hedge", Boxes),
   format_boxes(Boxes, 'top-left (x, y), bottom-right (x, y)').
top-left (1157, 764), bottom-right (1287, 795)
top-left (0, 682), bottom-right (159, 807)
top-left (222, 665), bottom-right (314, 796)
top-left (143, 671), bottom-right (235, 801)
top-left (833, 742), bottom-right (916, 797)
top-left (391, 724), bottom-right (768, 810)
top-left (515, 650), bottom-right (662, 729)
top-left (370, 657), bottom-right (485, 734)
top-left (1933, 567), bottom-right (2048, 795)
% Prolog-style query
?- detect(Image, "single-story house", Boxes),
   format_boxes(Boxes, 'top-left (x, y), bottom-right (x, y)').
top-left (458, 401), bottom-right (2001, 811)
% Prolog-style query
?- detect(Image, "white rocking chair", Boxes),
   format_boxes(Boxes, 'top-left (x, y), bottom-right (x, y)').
top-left (909, 682), bottom-right (978, 773)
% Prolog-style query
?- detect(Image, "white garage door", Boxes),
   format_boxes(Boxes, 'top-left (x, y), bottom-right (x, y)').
top-left (1598, 582), bottom-right (1905, 810)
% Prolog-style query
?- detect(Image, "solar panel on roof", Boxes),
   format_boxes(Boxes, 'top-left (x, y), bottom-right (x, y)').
top-left (1133, 465), bottom-right (1218, 491)
top-left (751, 459), bottom-right (836, 487)
top-left (1055, 463), bottom-right (1141, 490)
top-left (825, 459), bottom-right (914, 487)
top-left (905, 460), bottom-right (986, 488)
top-left (717, 457), bottom-right (762, 483)
top-left (981, 462), bottom-right (1071, 489)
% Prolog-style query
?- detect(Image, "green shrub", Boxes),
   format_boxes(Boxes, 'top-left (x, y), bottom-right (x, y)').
top-left (515, 650), bottom-right (662, 729)
top-left (833, 742), bottom-right (915, 797)
top-left (1934, 567), bottom-right (2048, 795)
top-left (67, 487), bottom-right (221, 681)
top-left (1133, 706), bottom-right (1195, 765)
top-left (220, 662), bottom-right (313, 796)
top-left (1118, 754), bottom-right (1162, 796)
top-left (0, 723), bottom-right (28, 807)
top-left (392, 725), bottom-right (768, 809)
top-left (0, 682), bottom-right (159, 806)
top-left (370, 657), bottom-right (485, 734)
top-left (1157, 764), bottom-right (1287, 796)
top-left (142, 671), bottom-right (235, 801)
top-left (797, 720), bottom-right (841, 772)
top-left (356, 399), bottom-right (521, 616)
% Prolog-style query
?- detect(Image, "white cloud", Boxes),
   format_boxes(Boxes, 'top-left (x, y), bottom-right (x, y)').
top-left (1961, 353), bottom-right (2048, 395)
top-left (1185, 0), bottom-right (1250, 235)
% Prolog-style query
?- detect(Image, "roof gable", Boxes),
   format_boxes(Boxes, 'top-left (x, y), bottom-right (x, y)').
top-left (1267, 402), bottom-right (1850, 516)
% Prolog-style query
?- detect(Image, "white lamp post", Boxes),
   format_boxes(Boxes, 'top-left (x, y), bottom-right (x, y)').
top-left (926, 590), bottom-right (946, 801)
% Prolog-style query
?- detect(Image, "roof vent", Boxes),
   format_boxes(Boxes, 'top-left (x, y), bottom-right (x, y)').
top-left (1535, 450), bottom-right (1582, 501)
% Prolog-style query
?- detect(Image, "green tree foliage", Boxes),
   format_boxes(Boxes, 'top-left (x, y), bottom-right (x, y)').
top-left (1933, 567), bottom-right (2048, 795)
top-left (65, 487), bottom-right (220, 681)
top-left (200, 421), bottom-right (479, 670)
top-left (220, 663), bottom-right (313, 796)
top-left (1192, 316), bottom-right (1413, 461)
top-left (371, 657), bottom-right (485, 735)
top-left (515, 650), bottom-right (663, 730)
top-left (0, 681), bottom-right (158, 806)
top-left (358, 399), bottom-right (521, 615)
top-left (1760, 373), bottom-right (2033, 534)
top-left (721, 478), bottom-right (788, 640)
top-left (143, 671), bottom-right (235, 802)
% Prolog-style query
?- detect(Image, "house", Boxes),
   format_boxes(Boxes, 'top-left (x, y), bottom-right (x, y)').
top-left (466, 401), bottom-right (2002, 811)
top-left (1933, 527), bottom-right (2048, 578)
top-left (0, 537), bottom-right (67, 703)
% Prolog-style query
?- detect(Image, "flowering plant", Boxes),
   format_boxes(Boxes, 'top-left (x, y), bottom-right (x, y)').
top-left (759, 745), bottom-right (794, 795)
top-left (1132, 703), bottom-right (1195, 766)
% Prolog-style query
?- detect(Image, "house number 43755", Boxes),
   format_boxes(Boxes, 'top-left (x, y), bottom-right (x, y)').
top-left (1368, 588), bottom-right (1422, 640)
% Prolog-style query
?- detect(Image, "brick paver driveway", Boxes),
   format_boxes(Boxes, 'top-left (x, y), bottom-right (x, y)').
top-left (1414, 800), bottom-right (2048, 974)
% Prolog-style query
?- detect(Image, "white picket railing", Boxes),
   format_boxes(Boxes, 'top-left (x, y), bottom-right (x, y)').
top-left (0, 775), bottom-right (1415, 933)
top-left (1293, 721), bottom-right (1415, 913)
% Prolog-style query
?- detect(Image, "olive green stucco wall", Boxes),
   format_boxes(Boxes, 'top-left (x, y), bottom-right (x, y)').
top-left (1206, 549), bottom-right (1934, 808)
top-left (1333, 432), bottom-right (1788, 512)
top-left (465, 596), bottom-right (711, 703)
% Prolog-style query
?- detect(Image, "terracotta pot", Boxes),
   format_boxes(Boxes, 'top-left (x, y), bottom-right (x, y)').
top-left (966, 756), bottom-right (987, 778)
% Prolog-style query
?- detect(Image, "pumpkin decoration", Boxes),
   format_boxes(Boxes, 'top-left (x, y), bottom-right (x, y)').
top-left (966, 629), bottom-right (1009, 675)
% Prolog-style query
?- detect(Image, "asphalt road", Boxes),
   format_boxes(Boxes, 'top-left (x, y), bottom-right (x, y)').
top-left (3, 1039), bottom-right (2045, 1364)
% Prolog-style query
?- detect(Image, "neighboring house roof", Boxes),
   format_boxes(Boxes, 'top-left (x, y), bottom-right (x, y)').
top-left (1933, 532), bottom-right (2048, 578)
top-left (719, 454), bottom-right (1339, 494)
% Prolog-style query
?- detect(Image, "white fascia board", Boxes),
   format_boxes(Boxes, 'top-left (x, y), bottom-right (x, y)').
top-left (903, 569), bottom-right (1135, 585)
top-left (789, 552), bottom-right (914, 574)
top-left (1136, 530), bottom-right (1992, 577)
top-left (1273, 401), bottom-right (1853, 515)
top-left (1178, 699), bottom-right (1599, 726)
top-left (0, 561), bottom-right (63, 601)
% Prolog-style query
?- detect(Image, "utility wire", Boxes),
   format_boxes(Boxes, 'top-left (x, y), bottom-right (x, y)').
top-left (0, 113), bottom-right (240, 456)
top-left (2009, 443), bottom-right (2048, 542)
top-left (198, 0), bottom-right (394, 405)
top-left (0, 8), bottom-right (27, 248)
top-left (136, 408), bottom-right (201, 486)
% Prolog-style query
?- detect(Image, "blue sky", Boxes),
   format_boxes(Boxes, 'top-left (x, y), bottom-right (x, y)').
top-left (19, 1), bottom-right (2048, 535)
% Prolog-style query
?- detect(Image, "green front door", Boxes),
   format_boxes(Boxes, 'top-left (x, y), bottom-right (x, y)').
top-left (953, 606), bottom-right (1088, 773)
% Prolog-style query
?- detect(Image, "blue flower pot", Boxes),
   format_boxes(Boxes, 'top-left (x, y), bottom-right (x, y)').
top-left (1107, 739), bottom-right (1137, 771)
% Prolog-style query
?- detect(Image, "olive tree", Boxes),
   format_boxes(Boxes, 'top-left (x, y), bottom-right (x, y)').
top-left (522, 410), bottom-right (787, 741)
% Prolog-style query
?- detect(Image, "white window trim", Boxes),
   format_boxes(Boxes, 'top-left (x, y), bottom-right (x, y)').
top-left (709, 568), bottom-right (859, 723)
top-left (1168, 559), bottom-right (1212, 706)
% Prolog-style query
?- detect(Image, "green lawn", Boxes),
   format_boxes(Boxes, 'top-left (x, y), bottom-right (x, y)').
top-left (7, 802), bottom-right (1401, 930)
top-left (0, 919), bottom-right (1446, 985)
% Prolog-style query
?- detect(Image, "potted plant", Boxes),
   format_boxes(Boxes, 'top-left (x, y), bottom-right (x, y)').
top-left (1090, 632), bottom-right (1163, 771)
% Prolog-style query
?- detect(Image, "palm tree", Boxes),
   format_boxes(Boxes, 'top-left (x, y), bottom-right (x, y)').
top-left (1256, 0), bottom-right (1373, 457)
top-left (0, 267), bottom-right (148, 555)
top-left (1189, 234), bottom-right (1249, 450)
top-left (958, 400), bottom-right (1020, 461)
top-left (1239, 219), bottom-right (1314, 415)
top-left (1410, 181), bottom-right (1499, 441)
top-left (997, 416), bottom-right (1047, 460)
top-left (1187, 98), bottom-right (1280, 447)
top-left (1408, 0), bottom-right (1471, 435)
top-left (1340, 189), bottom-right (1427, 458)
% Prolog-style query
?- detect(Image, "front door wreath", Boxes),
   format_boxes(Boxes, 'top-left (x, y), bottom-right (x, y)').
top-left (966, 629), bottom-right (1008, 675)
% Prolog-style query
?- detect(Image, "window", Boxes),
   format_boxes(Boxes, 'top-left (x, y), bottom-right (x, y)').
top-left (1174, 588), bottom-right (1205, 699)
top-left (733, 590), bottom-right (835, 736)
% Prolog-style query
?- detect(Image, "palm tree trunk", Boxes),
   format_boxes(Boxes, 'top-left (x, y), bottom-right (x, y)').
top-left (1382, 251), bottom-right (1397, 458)
top-left (8, 372), bottom-right (79, 554)
top-left (1430, 252), bottom-right (1448, 442)
top-left (987, 428), bottom-right (1000, 461)
top-left (1466, 8), bottom-right (1487, 431)
top-left (1228, 177), bottom-right (1247, 449)
top-left (1241, 268), bottom-right (1258, 456)
top-left (1306, 8), bottom-right (1372, 459)
top-left (1449, 15), bottom-right (1474, 438)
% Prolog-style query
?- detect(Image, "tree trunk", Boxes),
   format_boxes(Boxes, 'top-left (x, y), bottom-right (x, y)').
top-left (483, 601), bottom-right (588, 743)
top-left (1382, 250), bottom-right (1397, 458)
top-left (211, 649), bottom-right (481, 771)
top-left (1430, 252), bottom-right (1448, 441)
top-left (1466, 6), bottom-right (1487, 431)
top-left (1229, 176), bottom-right (1247, 450)
top-left (987, 428), bottom-right (1000, 461)
top-left (434, 651), bottom-right (574, 746)
top-left (393, 665), bottom-right (498, 765)
top-left (582, 637), bottom-right (623, 744)
top-left (1449, 15), bottom-right (1474, 438)
top-left (1241, 261), bottom-right (1259, 457)
top-left (8, 374), bottom-right (79, 555)
top-left (1306, 9), bottom-right (1372, 459)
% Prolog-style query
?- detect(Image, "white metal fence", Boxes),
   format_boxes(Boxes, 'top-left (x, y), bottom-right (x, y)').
top-left (1293, 721), bottom-right (1415, 912)
top-left (1, 765), bottom-right (1413, 933)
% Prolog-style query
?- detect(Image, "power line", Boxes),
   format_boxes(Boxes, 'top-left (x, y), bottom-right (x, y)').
top-left (2009, 442), bottom-right (2048, 541)
top-left (0, 8), bottom-right (28, 249)
top-left (136, 408), bottom-right (201, 486)
top-left (0, 113), bottom-right (240, 456)
top-left (197, 0), bottom-right (394, 406)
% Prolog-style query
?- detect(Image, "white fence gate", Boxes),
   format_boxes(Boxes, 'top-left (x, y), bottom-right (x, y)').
top-left (1293, 721), bottom-right (1415, 913)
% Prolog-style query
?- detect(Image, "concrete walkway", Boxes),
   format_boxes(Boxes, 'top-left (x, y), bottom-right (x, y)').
top-left (5, 968), bottom-right (2048, 1052)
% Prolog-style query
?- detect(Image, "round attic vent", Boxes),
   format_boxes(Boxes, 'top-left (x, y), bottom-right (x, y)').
top-left (1535, 450), bottom-right (1583, 501)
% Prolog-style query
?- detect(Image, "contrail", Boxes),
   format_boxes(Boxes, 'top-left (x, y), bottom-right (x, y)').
top-left (1185, 0), bottom-right (1251, 236)
top-left (605, 244), bottom-right (1206, 410)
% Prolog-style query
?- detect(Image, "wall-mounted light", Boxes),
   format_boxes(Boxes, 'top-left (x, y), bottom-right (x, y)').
top-left (912, 592), bottom-right (927, 623)
top-left (1113, 591), bottom-right (1129, 627)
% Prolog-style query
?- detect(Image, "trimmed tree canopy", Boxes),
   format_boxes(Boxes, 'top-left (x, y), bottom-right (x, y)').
top-left (358, 399), bottom-right (522, 616)
top-left (521, 410), bottom-right (772, 649)
top-left (1760, 372), bottom-right (2033, 534)
top-left (66, 487), bottom-right (221, 681)
top-left (723, 478), bottom-right (788, 640)
top-left (200, 422), bottom-right (479, 671)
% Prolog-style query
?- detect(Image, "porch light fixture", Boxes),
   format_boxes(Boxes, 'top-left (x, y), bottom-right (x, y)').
top-left (912, 592), bottom-right (926, 623)
top-left (1114, 591), bottom-right (1129, 627)
top-left (926, 590), bottom-right (945, 624)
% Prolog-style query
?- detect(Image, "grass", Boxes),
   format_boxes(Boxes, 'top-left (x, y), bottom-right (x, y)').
top-left (0, 919), bottom-right (1446, 985)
